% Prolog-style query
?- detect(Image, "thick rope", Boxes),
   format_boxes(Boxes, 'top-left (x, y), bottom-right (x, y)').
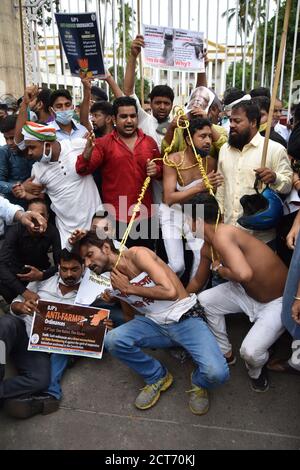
top-left (115, 106), bottom-right (220, 267)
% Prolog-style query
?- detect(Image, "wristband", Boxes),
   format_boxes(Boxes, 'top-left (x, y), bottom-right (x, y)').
top-left (294, 296), bottom-right (300, 301)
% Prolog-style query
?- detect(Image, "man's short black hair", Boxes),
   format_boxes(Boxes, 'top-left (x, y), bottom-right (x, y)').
top-left (91, 86), bottom-right (108, 102)
top-left (250, 87), bottom-right (271, 99)
top-left (28, 198), bottom-right (49, 214)
top-left (0, 115), bottom-right (17, 133)
top-left (112, 97), bottom-right (138, 117)
top-left (50, 89), bottom-right (73, 108)
top-left (149, 85), bottom-right (174, 103)
top-left (223, 88), bottom-right (246, 106)
top-left (183, 117), bottom-right (212, 139)
top-left (77, 231), bottom-right (119, 254)
top-left (251, 96), bottom-right (270, 114)
top-left (0, 103), bottom-right (8, 112)
top-left (37, 88), bottom-right (52, 113)
top-left (232, 100), bottom-right (261, 129)
top-left (90, 101), bottom-right (113, 116)
top-left (59, 248), bottom-right (83, 265)
top-left (186, 193), bottom-right (220, 224)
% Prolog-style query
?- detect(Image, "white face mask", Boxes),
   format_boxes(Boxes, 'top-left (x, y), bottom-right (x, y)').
top-left (39, 142), bottom-right (52, 164)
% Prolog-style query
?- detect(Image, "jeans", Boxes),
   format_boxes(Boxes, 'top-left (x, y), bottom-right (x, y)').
top-left (281, 235), bottom-right (300, 340)
top-left (104, 315), bottom-right (229, 389)
top-left (0, 314), bottom-right (50, 399)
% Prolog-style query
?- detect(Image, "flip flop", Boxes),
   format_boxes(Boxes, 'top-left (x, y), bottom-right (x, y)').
top-left (267, 359), bottom-right (300, 375)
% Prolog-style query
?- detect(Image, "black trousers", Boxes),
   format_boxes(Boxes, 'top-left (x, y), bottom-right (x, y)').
top-left (0, 314), bottom-right (50, 399)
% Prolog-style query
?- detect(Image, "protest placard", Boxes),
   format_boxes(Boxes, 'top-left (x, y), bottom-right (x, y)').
top-left (28, 300), bottom-right (109, 359)
top-left (55, 12), bottom-right (105, 78)
top-left (75, 268), bottom-right (112, 306)
top-left (143, 25), bottom-right (205, 72)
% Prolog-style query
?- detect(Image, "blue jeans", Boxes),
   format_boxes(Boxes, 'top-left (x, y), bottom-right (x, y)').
top-left (47, 354), bottom-right (69, 399)
top-left (105, 315), bottom-right (229, 389)
top-left (282, 235), bottom-right (300, 340)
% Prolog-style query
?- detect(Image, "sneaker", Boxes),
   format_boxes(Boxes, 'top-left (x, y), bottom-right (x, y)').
top-left (250, 368), bottom-right (269, 393)
top-left (225, 352), bottom-right (237, 366)
top-left (186, 383), bottom-right (209, 415)
top-left (135, 371), bottom-right (173, 410)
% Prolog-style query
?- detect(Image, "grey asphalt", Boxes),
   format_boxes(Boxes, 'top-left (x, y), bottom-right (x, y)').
top-left (1, 314), bottom-right (300, 450)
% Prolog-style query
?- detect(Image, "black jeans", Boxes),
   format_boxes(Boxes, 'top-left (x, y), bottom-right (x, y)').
top-left (0, 314), bottom-right (50, 399)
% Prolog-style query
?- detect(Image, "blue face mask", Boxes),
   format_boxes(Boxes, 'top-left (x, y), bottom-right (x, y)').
top-left (55, 109), bottom-right (74, 125)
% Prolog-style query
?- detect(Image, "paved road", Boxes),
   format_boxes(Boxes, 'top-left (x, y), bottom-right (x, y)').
top-left (1, 314), bottom-right (300, 450)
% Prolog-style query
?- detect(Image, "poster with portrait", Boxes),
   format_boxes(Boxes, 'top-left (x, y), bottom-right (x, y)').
top-left (55, 12), bottom-right (105, 78)
top-left (143, 25), bottom-right (205, 72)
top-left (185, 86), bottom-right (215, 113)
top-left (28, 300), bottom-right (110, 359)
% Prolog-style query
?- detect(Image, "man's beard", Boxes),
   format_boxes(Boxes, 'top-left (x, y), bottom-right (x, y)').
top-left (93, 125), bottom-right (106, 138)
top-left (228, 128), bottom-right (251, 150)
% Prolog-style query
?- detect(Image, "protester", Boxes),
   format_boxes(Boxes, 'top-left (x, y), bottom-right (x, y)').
top-left (185, 193), bottom-right (288, 391)
top-left (77, 231), bottom-right (229, 415)
top-left (12, 122), bottom-right (102, 247)
top-left (76, 96), bottom-right (162, 250)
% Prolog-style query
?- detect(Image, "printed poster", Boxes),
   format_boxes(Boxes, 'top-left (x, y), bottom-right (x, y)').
top-left (143, 25), bottom-right (205, 72)
top-left (28, 300), bottom-right (110, 359)
top-left (55, 12), bottom-right (105, 77)
top-left (75, 268), bottom-right (112, 306)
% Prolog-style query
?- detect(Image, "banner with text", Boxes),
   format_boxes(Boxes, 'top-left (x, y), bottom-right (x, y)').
top-left (143, 25), bottom-right (205, 72)
top-left (55, 12), bottom-right (105, 78)
top-left (28, 300), bottom-right (109, 359)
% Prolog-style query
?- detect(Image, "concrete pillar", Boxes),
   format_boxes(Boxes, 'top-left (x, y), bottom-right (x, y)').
top-left (0, 0), bottom-right (24, 99)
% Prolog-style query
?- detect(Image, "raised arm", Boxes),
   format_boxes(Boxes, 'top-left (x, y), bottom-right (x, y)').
top-left (80, 76), bottom-right (93, 131)
top-left (124, 35), bottom-right (145, 96)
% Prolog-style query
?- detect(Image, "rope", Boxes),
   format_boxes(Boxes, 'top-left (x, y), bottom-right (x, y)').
top-left (114, 106), bottom-right (221, 267)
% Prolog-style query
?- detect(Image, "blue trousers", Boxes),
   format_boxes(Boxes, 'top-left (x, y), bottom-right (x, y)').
top-left (282, 235), bottom-right (300, 340)
top-left (105, 315), bottom-right (229, 389)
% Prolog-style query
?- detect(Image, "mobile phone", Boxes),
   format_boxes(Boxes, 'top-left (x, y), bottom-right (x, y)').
top-left (19, 266), bottom-right (31, 275)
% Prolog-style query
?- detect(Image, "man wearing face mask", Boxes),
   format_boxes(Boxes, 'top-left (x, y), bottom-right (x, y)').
top-left (49, 89), bottom-right (89, 141)
top-left (161, 118), bottom-right (223, 279)
top-left (12, 122), bottom-right (102, 248)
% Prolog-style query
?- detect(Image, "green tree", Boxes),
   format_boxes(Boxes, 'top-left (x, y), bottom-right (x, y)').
top-left (108, 65), bottom-right (151, 103)
top-left (256, 0), bottom-right (300, 102)
top-left (226, 61), bottom-right (253, 92)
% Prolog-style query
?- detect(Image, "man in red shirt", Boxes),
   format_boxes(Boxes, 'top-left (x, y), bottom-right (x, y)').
top-left (76, 97), bottom-right (162, 250)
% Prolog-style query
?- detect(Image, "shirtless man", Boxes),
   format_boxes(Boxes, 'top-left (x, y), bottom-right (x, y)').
top-left (77, 231), bottom-right (229, 415)
top-left (185, 193), bottom-right (288, 392)
top-left (161, 117), bottom-right (223, 278)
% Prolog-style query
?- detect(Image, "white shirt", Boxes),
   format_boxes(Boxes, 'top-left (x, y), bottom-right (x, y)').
top-left (0, 132), bottom-right (6, 146)
top-left (52, 119), bottom-right (88, 142)
top-left (216, 132), bottom-right (293, 243)
top-left (0, 196), bottom-right (23, 236)
top-left (11, 273), bottom-right (79, 337)
top-left (274, 122), bottom-right (291, 143)
top-left (31, 138), bottom-right (102, 247)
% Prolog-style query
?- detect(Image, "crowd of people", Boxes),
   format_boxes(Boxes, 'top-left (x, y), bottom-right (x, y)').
top-left (0, 34), bottom-right (299, 421)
